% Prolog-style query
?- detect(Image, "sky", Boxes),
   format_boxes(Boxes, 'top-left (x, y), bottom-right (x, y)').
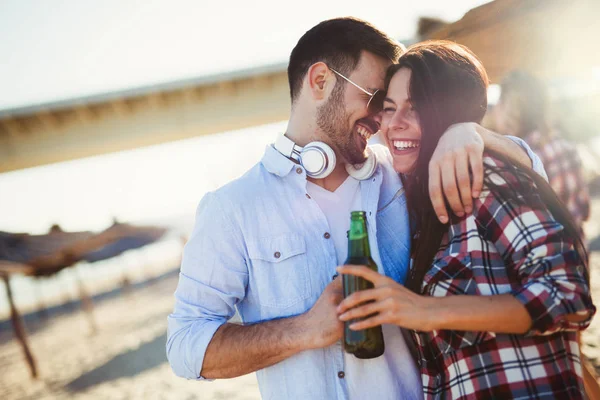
top-left (0, 0), bottom-right (490, 110)
top-left (0, 0), bottom-right (491, 234)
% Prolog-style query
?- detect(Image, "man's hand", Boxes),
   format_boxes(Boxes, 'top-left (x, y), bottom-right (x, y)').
top-left (300, 276), bottom-right (344, 349)
top-left (429, 122), bottom-right (484, 223)
top-left (201, 277), bottom-right (343, 379)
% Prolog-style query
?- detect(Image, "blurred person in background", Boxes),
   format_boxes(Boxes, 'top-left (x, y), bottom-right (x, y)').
top-left (494, 70), bottom-right (591, 239)
top-left (167, 18), bottom-right (546, 399)
top-left (494, 69), bottom-right (600, 398)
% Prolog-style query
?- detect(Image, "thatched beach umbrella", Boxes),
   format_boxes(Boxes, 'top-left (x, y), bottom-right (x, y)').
top-left (81, 222), bottom-right (168, 263)
top-left (0, 223), bottom-right (167, 378)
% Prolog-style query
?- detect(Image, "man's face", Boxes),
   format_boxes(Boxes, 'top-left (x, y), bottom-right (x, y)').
top-left (316, 51), bottom-right (391, 165)
top-left (493, 94), bottom-right (521, 137)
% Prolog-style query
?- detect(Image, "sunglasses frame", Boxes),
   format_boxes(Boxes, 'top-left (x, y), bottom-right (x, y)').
top-left (329, 67), bottom-right (385, 115)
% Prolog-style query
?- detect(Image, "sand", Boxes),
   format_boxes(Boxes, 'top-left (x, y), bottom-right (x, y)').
top-left (0, 272), bottom-right (261, 400)
top-left (1, 202), bottom-right (599, 399)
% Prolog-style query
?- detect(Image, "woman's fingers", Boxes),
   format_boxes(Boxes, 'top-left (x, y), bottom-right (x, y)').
top-left (336, 265), bottom-right (387, 285)
top-left (348, 313), bottom-right (391, 331)
top-left (337, 287), bottom-right (382, 313)
top-left (338, 298), bottom-right (385, 321)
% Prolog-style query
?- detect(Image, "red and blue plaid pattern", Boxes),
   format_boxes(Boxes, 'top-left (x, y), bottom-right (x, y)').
top-left (411, 154), bottom-right (595, 399)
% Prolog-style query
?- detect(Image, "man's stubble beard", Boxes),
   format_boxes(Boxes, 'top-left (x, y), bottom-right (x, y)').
top-left (316, 83), bottom-right (365, 165)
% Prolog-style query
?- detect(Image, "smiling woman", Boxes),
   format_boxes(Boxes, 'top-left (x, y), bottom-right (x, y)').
top-left (338, 41), bottom-right (596, 400)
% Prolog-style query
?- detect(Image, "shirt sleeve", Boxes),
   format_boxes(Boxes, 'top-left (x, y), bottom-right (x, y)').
top-left (166, 191), bottom-right (248, 380)
top-left (506, 135), bottom-right (549, 182)
top-left (476, 158), bottom-right (595, 336)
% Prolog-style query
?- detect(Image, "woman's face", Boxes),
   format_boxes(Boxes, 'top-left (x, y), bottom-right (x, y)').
top-left (380, 68), bottom-right (422, 174)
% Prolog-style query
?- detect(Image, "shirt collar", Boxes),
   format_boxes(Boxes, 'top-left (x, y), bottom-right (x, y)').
top-left (261, 144), bottom-right (297, 177)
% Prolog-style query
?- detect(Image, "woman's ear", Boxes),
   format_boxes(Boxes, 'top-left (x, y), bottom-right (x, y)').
top-left (306, 62), bottom-right (333, 101)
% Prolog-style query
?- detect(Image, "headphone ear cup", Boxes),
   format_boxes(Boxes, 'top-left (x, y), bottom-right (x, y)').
top-left (300, 141), bottom-right (336, 179)
top-left (345, 147), bottom-right (377, 180)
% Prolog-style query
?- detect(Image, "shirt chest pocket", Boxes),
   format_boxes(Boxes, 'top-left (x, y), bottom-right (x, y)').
top-left (247, 234), bottom-right (312, 309)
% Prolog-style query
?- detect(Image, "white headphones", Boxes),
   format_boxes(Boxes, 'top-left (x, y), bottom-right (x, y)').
top-left (273, 134), bottom-right (377, 180)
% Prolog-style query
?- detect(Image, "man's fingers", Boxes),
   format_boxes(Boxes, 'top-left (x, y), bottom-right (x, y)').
top-left (469, 147), bottom-right (484, 198)
top-left (428, 162), bottom-right (448, 224)
top-left (455, 154), bottom-right (473, 214)
top-left (330, 275), bottom-right (343, 290)
top-left (441, 156), bottom-right (465, 217)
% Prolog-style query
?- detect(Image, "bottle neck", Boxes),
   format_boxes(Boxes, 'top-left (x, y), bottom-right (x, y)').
top-left (347, 217), bottom-right (371, 259)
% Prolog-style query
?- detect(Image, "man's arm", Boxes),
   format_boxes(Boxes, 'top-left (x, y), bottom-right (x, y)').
top-left (475, 124), bottom-right (532, 168)
top-left (428, 122), bottom-right (542, 224)
top-left (167, 192), bottom-right (343, 380)
top-left (202, 278), bottom-right (343, 379)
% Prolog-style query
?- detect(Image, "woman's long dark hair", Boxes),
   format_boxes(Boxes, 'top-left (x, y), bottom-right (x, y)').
top-left (386, 41), bottom-right (588, 293)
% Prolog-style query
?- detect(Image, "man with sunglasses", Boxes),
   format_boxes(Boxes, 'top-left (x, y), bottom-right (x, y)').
top-left (167, 17), bottom-right (545, 399)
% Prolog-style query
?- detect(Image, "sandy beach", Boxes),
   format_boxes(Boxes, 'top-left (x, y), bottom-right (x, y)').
top-left (0, 269), bottom-right (262, 400)
top-left (1, 199), bottom-right (599, 400)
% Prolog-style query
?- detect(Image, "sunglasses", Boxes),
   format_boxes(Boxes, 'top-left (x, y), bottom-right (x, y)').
top-left (329, 67), bottom-right (386, 115)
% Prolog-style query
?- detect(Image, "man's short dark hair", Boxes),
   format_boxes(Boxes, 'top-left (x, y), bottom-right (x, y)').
top-left (288, 17), bottom-right (403, 103)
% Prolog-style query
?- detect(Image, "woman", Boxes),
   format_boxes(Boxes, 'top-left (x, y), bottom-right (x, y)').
top-left (337, 41), bottom-right (596, 399)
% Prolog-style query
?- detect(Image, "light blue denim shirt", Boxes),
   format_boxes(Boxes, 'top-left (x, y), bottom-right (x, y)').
top-left (166, 137), bottom-right (544, 400)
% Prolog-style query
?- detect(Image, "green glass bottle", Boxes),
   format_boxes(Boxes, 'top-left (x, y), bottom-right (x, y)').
top-left (342, 211), bottom-right (385, 359)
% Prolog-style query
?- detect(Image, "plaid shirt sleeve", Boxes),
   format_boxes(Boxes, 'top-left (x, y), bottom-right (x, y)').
top-left (477, 156), bottom-right (595, 336)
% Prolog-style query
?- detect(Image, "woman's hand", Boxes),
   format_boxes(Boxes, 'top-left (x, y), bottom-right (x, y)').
top-left (336, 265), bottom-right (438, 331)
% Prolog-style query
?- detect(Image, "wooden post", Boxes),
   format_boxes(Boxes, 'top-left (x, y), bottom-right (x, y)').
top-left (35, 277), bottom-right (49, 320)
top-left (74, 272), bottom-right (97, 334)
top-left (2, 274), bottom-right (38, 378)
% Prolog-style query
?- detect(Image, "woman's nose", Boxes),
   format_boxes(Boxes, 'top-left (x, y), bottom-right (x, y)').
top-left (389, 113), bottom-right (408, 131)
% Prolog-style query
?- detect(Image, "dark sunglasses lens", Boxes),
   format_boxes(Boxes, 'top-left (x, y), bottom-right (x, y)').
top-left (367, 91), bottom-right (386, 114)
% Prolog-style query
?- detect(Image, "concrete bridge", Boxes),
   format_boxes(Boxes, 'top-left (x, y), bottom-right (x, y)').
top-left (1, 0), bottom-right (597, 174)
top-left (0, 62), bottom-right (290, 173)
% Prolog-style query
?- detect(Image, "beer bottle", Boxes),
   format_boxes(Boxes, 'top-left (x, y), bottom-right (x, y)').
top-left (342, 211), bottom-right (385, 359)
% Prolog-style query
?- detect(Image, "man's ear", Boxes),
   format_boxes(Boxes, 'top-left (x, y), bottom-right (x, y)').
top-left (306, 62), bottom-right (333, 101)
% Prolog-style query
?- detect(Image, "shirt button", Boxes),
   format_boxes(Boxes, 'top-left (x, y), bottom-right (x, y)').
top-left (274, 251), bottom-right (281, 259)
top-left (337, 371), bottom-right (345, 379)
top-left (296, 167), bottom-right (303, 174)
top-left (306, 193), bottom-right (311, 199)
top-left (324, 232), bottom-right (331, 239)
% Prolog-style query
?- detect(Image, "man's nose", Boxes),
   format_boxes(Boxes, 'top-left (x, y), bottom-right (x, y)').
top-left (371, 112), bottom-right (382, 125)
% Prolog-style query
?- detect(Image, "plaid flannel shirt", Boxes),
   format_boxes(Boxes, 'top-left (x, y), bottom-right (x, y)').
top-left (411, 154), bottom-right (596, 400)
top-left (525, 130), bottom-right (590, 235)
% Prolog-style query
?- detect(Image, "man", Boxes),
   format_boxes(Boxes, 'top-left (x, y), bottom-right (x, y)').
top-left (167, 18), bottom-right (544, 399)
